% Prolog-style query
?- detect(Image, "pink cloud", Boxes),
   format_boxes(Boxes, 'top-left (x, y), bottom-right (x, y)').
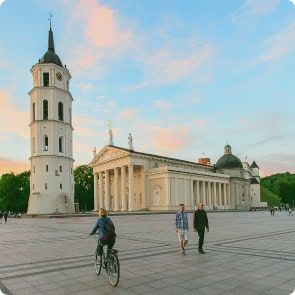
top-left (148, 126), bottom-right (191, 154)
top-left (63, 0), bottom-right (137, 73)
top-left (118, 108), bottom-right (138, 120)
top-left (0, 158), bottom-right (29, 175)
top-left (0, 90), bottom-right (29, 138)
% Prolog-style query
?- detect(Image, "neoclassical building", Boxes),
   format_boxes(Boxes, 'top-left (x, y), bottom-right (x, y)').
top-left (90, 142), bottom-right (262, 211)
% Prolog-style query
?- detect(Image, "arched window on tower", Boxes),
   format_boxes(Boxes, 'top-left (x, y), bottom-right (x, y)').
top-left (59, 136), bottom-right (63, 153)
top-left (43, 100), bottom-right (48, 120)
top-left (58, 102), bottom-right (64, 121)
top-left (44, 135), bottom-right (49, 151)
top-left (32, 103), bottom-right (35, 121)
top-left (69, 108), bottom-right (72, 124)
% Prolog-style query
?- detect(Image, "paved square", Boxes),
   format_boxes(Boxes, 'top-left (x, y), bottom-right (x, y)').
top-left (0, 211), bottom-right (294, 294)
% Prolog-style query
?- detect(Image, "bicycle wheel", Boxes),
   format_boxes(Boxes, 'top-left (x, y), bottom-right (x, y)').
top-left (106, 254), bottom-right (120, 287)
top-left (95, 248), bottom-right (102, 276)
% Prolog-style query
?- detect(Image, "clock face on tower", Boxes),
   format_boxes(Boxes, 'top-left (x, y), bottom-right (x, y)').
top-left (56, 72), bottom-right (62, 81)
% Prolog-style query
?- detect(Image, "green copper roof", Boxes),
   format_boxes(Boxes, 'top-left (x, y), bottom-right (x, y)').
top-left (39, 28), bottom-right (63, 67)
top-left (215, 144), bottom-right (243, 169)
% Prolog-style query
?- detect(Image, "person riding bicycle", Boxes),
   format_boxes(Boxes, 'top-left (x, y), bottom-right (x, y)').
top-left (89, 208), bottom-right (116, 257)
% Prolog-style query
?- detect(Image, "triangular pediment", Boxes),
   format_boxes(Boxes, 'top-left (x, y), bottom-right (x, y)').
top-left (89, 146), bottom-right (130, 167)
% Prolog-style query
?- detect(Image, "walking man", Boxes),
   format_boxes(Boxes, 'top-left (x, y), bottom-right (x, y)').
top-left (288, 207), bottom-right (293, 216)
top-left (193, 203), bottom-right (209, 254)
top-left (175, 204), bottom-right (189, 254)
top-left (3, 211), bottom-right (8, 224)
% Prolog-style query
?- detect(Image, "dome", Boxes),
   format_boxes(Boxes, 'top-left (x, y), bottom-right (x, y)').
top-left (39, 27), bottom-right (63, 67)
top-left (40, 50), bottom-right (63, 67)
top-left (215, 144), bottom-right (243, 170)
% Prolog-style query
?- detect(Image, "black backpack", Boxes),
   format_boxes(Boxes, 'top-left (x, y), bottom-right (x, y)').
top-left (103, 219), bottom-right (116, 241)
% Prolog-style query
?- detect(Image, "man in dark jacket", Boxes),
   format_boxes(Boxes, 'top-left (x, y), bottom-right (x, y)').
top-left (193, 203), bottom-right (209, 254)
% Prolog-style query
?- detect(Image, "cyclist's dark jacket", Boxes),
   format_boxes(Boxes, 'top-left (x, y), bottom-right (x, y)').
top-left (90, 217), bottom-right (115, 241)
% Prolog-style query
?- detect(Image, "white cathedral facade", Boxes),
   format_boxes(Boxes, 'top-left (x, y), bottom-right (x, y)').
top-left (90, 141), bottom-right (264, 212)
top-left (27, 25), bottom-right (75, 214)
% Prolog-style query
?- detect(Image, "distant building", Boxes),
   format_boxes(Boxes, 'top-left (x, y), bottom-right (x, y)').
top-left (90, 143), bottom-right (262, 211)
top-left (27, 24), bottom-right (75, 214)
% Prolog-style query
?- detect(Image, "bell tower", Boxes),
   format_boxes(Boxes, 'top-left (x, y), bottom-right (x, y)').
top-left (27, 22), bottom-right (75, 214)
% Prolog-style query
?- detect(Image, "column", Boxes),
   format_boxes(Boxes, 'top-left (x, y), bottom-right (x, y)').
top-left (202, 180), bottom-right (208, 205)
top-left (223, 183), bottom-right (227, 207)
top-left (196, 180), bottom-right (200, 205)
top-left (128, 165), bottom-right (135, 211)
top-left (105, 170), bottom-right (110, 210)
top-left (191, 180), bottom-right (194, 209)
top-left (94, 172), bottom-right (98, 211)
top-left (213, 182), bottom-right (217, 207)
top-left (219, 182), bottom-right (222, 206)
top-left (99, 171), bottom-right (104, 209)
top-left (208, 182), bottom-right (212, 207)
top-left (141, 166), bottom-right (146, 209)
top-left (114, 168), bottom-right (120, 211)
top-left (121, 166), bottom-right (127, 211)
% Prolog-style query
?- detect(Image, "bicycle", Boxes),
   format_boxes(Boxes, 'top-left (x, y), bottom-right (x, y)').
top-left (94, 242), bottom-right (120, 287)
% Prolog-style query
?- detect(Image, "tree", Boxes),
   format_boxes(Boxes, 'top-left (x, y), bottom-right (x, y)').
top-left (261, 173), bottom-right (295, 206)
top-left (0, 171), bottom-right (30, 212)
top-left (74, 165), bottom-right (94, 211)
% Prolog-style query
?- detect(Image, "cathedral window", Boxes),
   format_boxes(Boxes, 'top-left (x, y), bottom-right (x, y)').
top-left (44, 135), bottom-right (48, 151)
top-left (33, 166), bottom-right (35, 173)
top-left (33, 184), bottom-right (34, 190)
top-left (32, 103), bottom-right (36, 121)
top-left (60, 183), bottom-right (63, 189)
top-left (43, 72), bottom-right (49, 87)
top-left (69, 108), bottom-right (72, 124)
top-left (43, 100), bottom-right (48, 120)
top-left (59, 136), bottom-right (63, 153)
top-left (45, 183), bottom-right (48, 190)
top-left (59, 166), bottom-right (62, 173)
top-left (46, 165), bottom-right (48, 172)
top-left (58, 102), bottom-right (64, 121)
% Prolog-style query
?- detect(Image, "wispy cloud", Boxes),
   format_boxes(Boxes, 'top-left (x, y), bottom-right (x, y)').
top-left (118, 108), bottom-right (138, 120)
top-left (245, 0), bottom-right (279, 15)
top-left (145, 43), bottom-right (213, 84)
top-left (260, 22), bottom-right (295, 61)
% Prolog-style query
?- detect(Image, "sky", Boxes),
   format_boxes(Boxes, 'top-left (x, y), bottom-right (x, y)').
top-left (0, 0), bottom-right (295, 177)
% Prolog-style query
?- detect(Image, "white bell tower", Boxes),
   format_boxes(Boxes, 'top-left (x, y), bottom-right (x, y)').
top-left (27, 22), bottom-right (75, 214)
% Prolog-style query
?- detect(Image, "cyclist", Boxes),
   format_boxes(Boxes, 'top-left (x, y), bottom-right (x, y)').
top-left (89, 208), bottom-right (116, 257)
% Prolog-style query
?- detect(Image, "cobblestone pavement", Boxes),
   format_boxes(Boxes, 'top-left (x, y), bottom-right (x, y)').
top-left (0, 211), bottom-right (294, 295)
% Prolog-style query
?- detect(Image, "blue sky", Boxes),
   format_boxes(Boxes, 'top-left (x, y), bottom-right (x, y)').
top-left (0, 0), bottom-right (295, 176)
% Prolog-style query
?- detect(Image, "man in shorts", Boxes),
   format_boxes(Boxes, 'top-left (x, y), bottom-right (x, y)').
top-left (175, 203), bottom-right (189, 254)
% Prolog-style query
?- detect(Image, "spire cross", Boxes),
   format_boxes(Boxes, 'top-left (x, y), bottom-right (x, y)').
top-left (48, 12), bottom-right (53, 29)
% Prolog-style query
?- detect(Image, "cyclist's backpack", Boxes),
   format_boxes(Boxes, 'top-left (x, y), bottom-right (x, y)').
top-left (103, 219), bottom-right (116, 241)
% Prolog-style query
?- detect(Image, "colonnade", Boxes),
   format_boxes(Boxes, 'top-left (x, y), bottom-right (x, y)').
top-left (93, 165), bottom-right (145, 211)
top-left (193, 179), bottom-right (231, 208)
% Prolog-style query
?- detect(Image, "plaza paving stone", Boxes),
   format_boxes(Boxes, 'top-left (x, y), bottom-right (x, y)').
top-left (0, 211), bottom-right (294, 294)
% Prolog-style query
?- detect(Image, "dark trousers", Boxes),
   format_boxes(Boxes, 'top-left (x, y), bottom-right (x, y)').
top-left (98, 238), bottom-right (115, 256)
top-left (197, 229), bottom-right (205, 250)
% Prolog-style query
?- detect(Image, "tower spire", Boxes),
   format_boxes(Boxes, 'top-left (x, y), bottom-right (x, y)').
top-left (48, 12), bottom-right (55, 52)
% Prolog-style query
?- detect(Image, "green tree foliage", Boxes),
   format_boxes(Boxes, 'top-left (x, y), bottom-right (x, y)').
top-left (261, 173), bottom-right (295, 206)
top-left (74, 165), bottom-right (94, 212)
top-left (0, 171), bottom-right (30, 212)
top-left (260, 186), bottom-right (280, 206)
